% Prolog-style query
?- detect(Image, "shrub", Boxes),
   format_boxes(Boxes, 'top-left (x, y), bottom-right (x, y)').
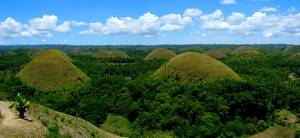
top-left (9, 93), bottom-right (30, 119)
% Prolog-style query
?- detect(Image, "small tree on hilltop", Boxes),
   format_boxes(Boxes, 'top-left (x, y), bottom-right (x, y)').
top-left (9, 93), bottom-right (30, 119)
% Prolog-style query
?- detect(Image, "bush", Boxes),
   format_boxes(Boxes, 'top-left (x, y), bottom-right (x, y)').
top-left (245, 123), bottom-right (256, 134)
top-left (9, 93), bottom-right (30, 119)
top-left (101, 114), bottom-right (131, 137)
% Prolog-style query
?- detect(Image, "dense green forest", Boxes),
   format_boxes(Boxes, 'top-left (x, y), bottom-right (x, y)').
top-left (1, 45), bottom-right (300, 137)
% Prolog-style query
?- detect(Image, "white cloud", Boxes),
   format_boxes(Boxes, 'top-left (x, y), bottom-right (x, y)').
top-left (81, 12), bottom-right (160, 36)
top-left (0, 17), bottom-right (24, 39)
top-left (1, 8), bottom-right (300, 40)
top-left (159, 14), bottom-right (192, 31)
top-left (56, 21), bottom-right (87, 33)
top-left (81, 11), bottom-right (194, 36)
top-left (260, 7), bottom-right (277, 12)
top-left (184, 8), bottom-right (202, 17)
top-left (220, 0), bottom-right (236, 5)
top-left (199, 9), bottom-right (300, 38)
top-left (0, 15), bottom-right (86, 39)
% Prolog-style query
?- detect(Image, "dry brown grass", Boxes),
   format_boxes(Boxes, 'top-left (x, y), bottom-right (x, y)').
top-left (145, 48), bottom-right (177, 60)
top-left (154, 52), bottom-right (240, 83)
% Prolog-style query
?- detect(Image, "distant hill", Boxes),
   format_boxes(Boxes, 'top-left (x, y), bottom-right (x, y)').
top-left (145, 48), bottom-right (177, 60)
top-left (284, 46), bottom-right (300, 54)
top-left (205, 49), bottom-right (226, 59)
top-left (17, 49), bottom-right (89, 92)
top-left (154, 52), bottom-right (240, 83)
top-left (0, 101), bottom-right (119, 138)
top-left (232, 46), bottom-right (264, 59)
top-left (95, 50), bottom-right (129, 58)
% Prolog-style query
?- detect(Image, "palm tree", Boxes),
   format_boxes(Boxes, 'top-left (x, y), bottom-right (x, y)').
top-left (9, 93), bottom-right (30, 119)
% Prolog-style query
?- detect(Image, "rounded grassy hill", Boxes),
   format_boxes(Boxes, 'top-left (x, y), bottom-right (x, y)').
top-left (154, 52), bottom-right (240, 82)
top-left (17, 49), bottom-right (89, 92)
top-left (109, 50), bottom-right (129, 58)
top-left (145, 48), bottom-right (177, 60)
top-left (232, 46), bottom-right (263, 59)
top-left (95, 50), bottom-right (129, 58)
top-left (205, 49), bottom-right (226, 59)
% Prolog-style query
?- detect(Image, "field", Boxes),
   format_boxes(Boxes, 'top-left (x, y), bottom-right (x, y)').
top-left (0, 44), bottom-right (300, 137)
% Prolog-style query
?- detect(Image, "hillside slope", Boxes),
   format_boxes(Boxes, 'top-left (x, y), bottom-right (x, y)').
top-left (0, 101), bottom-right (120, 138)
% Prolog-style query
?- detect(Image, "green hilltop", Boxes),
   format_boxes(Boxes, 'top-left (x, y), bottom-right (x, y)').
top-left (17, 49), bottom-right (89, 92)
top-left (154, 52), bottom-right (240, 83)
top-left (145, 48), bottom-right (177, 60)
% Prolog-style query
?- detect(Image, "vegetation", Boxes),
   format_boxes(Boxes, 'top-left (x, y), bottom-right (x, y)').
top-left (29, 104), bottom-right (120, 138)
top-left (17, 49), bottom-right (89, 91)
top-left (205, 49), bottom-right (226, 59)
top-left (95, 49), bottom-right (129, 58)
top-left (288, 53), bottom-right (300, 61)
top-left (154, 52), bottom-right (240, 82)
top-left (284, 46), bottom-right (300, 54)
top-left (250, 126), bottom-right (295, 138)
top-left (101, 114), bottom-right (131, 137)
top-left (1, 44), bottom-right (300, 137)
top-left (9, 93), bottom-right (30, 119)
top-left (144, 48), bottom-right (177, 60)
top-left (232, 46), bottom-right (264, 59)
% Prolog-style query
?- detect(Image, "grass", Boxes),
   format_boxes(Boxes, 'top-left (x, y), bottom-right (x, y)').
top-left (145, 48), bottom-right (177, 60)
top-left (101, 114), bottom-right (131, 137)
top-left (249, 126), bottom-right (295, 138)
top-left (288, 53), bottom-right (300, 61)
top-left (154, 52), bottom-right (240, 83)
top-left (17, 49), bottom-right (89, 92)
top-left (95, 50), bottom-right (129, 58)
top-left (29, 104), bottom-right (120, 138)
top-left (284, 46), bottom-right (300, 54)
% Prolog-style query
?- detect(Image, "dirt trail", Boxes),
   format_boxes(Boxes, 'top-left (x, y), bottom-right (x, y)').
top-left (0, 101), bottom-right (45, 138)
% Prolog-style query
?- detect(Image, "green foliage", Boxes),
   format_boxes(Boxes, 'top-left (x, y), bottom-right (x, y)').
top-left (2, 45), bottom-right (300, 137)
top-left (9, 93), bottom-right (30, 119)
top-left (101, 114), bottom-right (131, 137)
top-left (45, 123), bottom-right (72, 138)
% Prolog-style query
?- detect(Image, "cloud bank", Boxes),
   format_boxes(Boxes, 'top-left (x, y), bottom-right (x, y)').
top-left (1, 7), bottom-right (300, 39)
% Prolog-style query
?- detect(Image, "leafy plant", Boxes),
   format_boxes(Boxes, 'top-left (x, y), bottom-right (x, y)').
top-left (10, 93), bottom-right (30, 119)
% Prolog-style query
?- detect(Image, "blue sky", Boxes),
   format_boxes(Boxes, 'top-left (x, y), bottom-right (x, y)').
top-left (0, 0), bottom-right (299, 45)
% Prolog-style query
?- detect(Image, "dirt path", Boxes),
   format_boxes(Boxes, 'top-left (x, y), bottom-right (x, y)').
top-left (0, 101), bottom-right (45, 138)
